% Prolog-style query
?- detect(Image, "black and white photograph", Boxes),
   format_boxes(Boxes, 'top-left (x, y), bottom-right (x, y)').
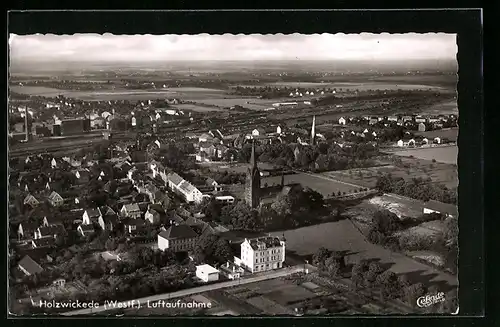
top-left (8, 31), bottom-right (459, 316)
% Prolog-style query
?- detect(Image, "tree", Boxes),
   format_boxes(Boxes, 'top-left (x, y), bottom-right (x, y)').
top-left (312, 247), bottom-right (331, 268)
top-left (404, 282), bottom-right (426, 307)
top-left (271, 194), bottom-right (292, 216)
top-left (325, 256), bottom-right (341, 278)
top-left (213, 239), bottom-right (233, 264)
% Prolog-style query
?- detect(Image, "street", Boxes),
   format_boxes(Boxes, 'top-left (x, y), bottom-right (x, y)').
top-left (61, 264), bottom-right (315, 316)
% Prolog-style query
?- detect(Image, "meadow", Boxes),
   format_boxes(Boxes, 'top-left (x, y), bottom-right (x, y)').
top-left (322, 155), bottom-right (458, 189)
top-left (391, 145), bottom-right (458, 165)
top-left (269, 220), bottom-right (457, 286)
top-left (415, 128), bottom-right (459, 142)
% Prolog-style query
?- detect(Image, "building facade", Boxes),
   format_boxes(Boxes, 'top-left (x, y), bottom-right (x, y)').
top-left (239, 236), bottom-right (286, 273)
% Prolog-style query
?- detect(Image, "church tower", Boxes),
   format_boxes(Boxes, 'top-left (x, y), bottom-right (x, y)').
top-left (245, 140), bottom-right (261, 209)
top-left (310, 115), bottom-right (316, 145)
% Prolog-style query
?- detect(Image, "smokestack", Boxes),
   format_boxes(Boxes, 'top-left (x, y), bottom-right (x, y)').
top-left (24, 108), bottom-right (29, 142)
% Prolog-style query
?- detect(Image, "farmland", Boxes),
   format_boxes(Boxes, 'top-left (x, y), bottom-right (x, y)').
top-left (391, 145), bottom-right (458, 165)
top-left (269, 220), bottom-right (457, 287)
top-left (265, 81), bottom-right (448, 92)
top-left (322, 155), bottom-right (458, 189)
top-left (415, 127), bottom-right (459, 142)
top-left (262, 173), bottom-right (366, 198)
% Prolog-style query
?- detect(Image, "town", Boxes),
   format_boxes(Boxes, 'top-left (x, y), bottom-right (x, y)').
top-left (8, 33), bottom-right (459, 316)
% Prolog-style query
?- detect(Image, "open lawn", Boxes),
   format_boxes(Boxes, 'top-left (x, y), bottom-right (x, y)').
top-left (323, 156), bottom-right (458, 189)
top-left (262, 173), bottom-right (367, 198)
top-left (391, 145), bottom-right (458, 165)
top-left (269, 220), bottom-right (457, 287)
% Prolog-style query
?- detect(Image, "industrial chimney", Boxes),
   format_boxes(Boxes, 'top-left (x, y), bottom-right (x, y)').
top-left (24, 107), bottom-right (29, 142)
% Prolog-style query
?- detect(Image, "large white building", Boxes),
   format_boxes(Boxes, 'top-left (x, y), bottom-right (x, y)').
top-left (166, 172), bottom-right (204, 203)
top-left (238, 236), bottom-right (286, 273)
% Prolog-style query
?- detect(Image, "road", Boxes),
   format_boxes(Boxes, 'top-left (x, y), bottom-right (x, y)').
top-left (62, 264), bottom-right (315, 316)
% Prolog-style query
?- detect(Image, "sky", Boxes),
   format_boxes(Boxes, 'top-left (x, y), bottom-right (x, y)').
top-left (9, 33), bottom-right (457, 62)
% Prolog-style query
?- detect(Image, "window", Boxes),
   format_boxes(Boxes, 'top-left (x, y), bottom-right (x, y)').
top-left (255, 259), bottom-right (258, 263)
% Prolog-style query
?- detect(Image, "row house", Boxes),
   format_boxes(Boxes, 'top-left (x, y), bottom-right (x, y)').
top-left (166, 172), bottom-right (204, 204)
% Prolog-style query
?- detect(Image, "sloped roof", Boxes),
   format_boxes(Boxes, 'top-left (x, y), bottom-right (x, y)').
top-left (32, 237), bottom-right (56, 248)
top-left (425, 200), bottom-right (458, 216)
top-left (18, 255), bottom-right (43, 275)
top-left (247, 236), bottom-right (282, 250)
top-left (38, 225), bottom-right (66, 236)
top-left (159, 224), bottom-right (198, 240)
top-left (79, 224), bottom-right (95, 232)
top-left (178, 180), bottom-right (197, 194)
top-left (48, 191), bottom-right (63, 201)
top-left (167, 173), bottom-right (184, 186)
top-left (85, 208), bottom-right (101, 219)
top-left (123, 203), bottom-right (141, 213)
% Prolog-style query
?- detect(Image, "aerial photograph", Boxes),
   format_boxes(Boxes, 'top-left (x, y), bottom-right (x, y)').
top-left (8, 33), bottom-right (458, 316)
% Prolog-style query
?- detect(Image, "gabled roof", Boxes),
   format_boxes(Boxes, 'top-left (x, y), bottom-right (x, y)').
top-left (99, 205), bottom-right (117, 216)
top-left (48, 191), bottom-right (64, 202)
top-left (23, 194), bottom-right (39, 204)
top-left (44, 215), bottom-right (65, 225)
top-left (167, 172), bottom-right (184, 186)
top-left (19, 222), bottom-right (40, 232)
top-left (38, 225), bottom-right (66, 236)
top-left (85, 208), bottom-right (101, 219)
top-left (159, 225), bottom-right (198, 240)
top-left (178, 180), bottom-right (197, 194)
top-left (18, 255), bottom-right (43, 275)
top-left (123, 203), bottom-right (141, 213)
top-left (32, 237), bottom-right (56, 248)
top-left (246, 236), bottom-right (282, 251)
top-left (424, 200), bottom-right (458, 216)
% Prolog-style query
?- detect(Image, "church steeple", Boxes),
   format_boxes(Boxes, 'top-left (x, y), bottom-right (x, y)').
top-left (310, 115), bottom-right (316, 146)
top-left (250, 139), bottom-right (257, 168)
top-left (245, 139), bottom-right (261, 209)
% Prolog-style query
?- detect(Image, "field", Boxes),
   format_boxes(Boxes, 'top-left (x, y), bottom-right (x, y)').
top-left (391, 145), bottom-right (458, 165)
top-left (415, 128), bottom-right (459, 142)
top-left (262, 173), bottom-right (367, 197)
top-left (174, 103), bottom-right (225, 112)
top-left (418, 100), bottom-right (458, 115)
top-left (263, 81), bottom-right (449, 91)
top-left (322, 155), bottom-right (458, 189)
top-left (269, 220), bottom-right (457, 287)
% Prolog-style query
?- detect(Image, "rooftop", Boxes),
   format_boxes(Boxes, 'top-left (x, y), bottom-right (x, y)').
top-left (18, 255), bottom-right (44, 275)
top-left (159, 224), bottom-right (198, 240)
top-left (425, 200), bottom-right (458, 216)
top-left (196, 264), bottom-right (219, 274)
top-left (246, 236), bottom-right (283, 251)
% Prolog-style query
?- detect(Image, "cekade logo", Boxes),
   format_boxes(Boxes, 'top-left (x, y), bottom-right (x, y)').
top-left (416, 292), bottom-right (446, 308)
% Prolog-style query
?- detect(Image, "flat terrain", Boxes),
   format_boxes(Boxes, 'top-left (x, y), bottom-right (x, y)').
top-left (415, 128), bottom-right (459, 142)
top-left (391, 145), bottom-right (458, 165)
top-left (323, 155), bottom-right (458, 189)
top-left (269, 220), bottom-right (457, 288)
top-left (262, 173), bottom-right (366, 197)
top-left (418, 100), bottom-right (458, 115)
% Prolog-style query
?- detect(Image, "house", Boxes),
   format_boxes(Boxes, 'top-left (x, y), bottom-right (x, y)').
top-left (18, 255), bottom-right (44, 276)
top-left (423, 200), bottom-right (458, 218)
top-left (145, 205), bottom-right (164, 225)
top-left (23, 194), bottom-right (39, 208)
top-left (338, 117), bottom-right (346, 125)
top-left (77, 224), bottom-right (95, 237)
top-left (34, 225), bottom-right (66, 239)
top-left (418, 122), bottom-right (426, 132)
top-left (158, 225), bottom-right (198, 252)
top-left (32, 237), bottom-right (56, 249)
top-left (206, 178), bottom-right (223, 192)
top-left (251, 128), bottom-right (267, 138)
top-left (434, 137), bottom-right (441, 144)
top-left (47, 191), bottom-right (64, 207)
top-left (137, 182), bottom-right (165, 204)
top-left (72, 169), bottom-right (91, 184)
top-left (219, 262), bottom-right (245, 280)
top-left (195, 264), bottom-right (220, 283)
top-left (98, 206), bottom-right (119, 231)
top-left (408, 139), bottom-right (416, 147)
top-left (167, 173), bottom-right (203, 204)
top-left (238, 236), bottom-right (286, 273)
top-left (124, 218), bottom-right (146, 234)
top-left (369, 117), bottom-right (378, 125)
top-left (42, 216), bottom-right (64, 227)
top-left (121, 203), bottom-right (142, 219)
top-left (18, 222), bottom-right (39, 239)
top-left (198, 133), bottom-right (214, 143)
top-left (82, 208), bottom-right (102, 225)
top-left (422, 138), bottom-right (429, 145)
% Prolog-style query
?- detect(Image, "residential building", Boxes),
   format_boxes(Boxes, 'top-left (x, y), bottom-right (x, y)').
top-left (195, 264), bottom-right (220, 283)
top-left (32, 237), bottom-right (56, 249)
top-left (34, 225), bottom-right (65, 239)
top-left (18, 222), bottom-right (39, 239)
top-left (77, 224), bottom-right (95, 237)
top-left (145, 205), bottom-right (165, 225)
top-left (418, 122), bottom-right (426, 132)
top-left (157, 225), bottom-right (198, 252)
top-left (338, 117), bottom-right (346, 125)
top-left (121, 203), bottom-right (142, 219)
top-left (73, 169), bottom-right (91, 184)
top-left (124, 219), bottom-right (146, 234)
top-left (251, 128), bottom-right (267, 138)
top-left (206, 178), bottom-right (223, 192)
top-left (167, 173), bottom-right (203, 204)
top-left (239, 236), bottom-right (286, 273)
top-left (215, 195), bottom-right (235, 205)
top-left (47, 191), bottom-right (64, 207)
top-left (23, 194), bottom-right (39, 208)
top-left (98, 206), bottom-right (119, 231)
top-left (18, 255), bottom-right (44, 276)
top-left (82, 208), bottom-right (102, 225)
top-left (219, 262), bottom-right (245, 280)
top-left (423, 200), bottom-right (458, 218)
top-left (42, 216), bottom-right (64, 227)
